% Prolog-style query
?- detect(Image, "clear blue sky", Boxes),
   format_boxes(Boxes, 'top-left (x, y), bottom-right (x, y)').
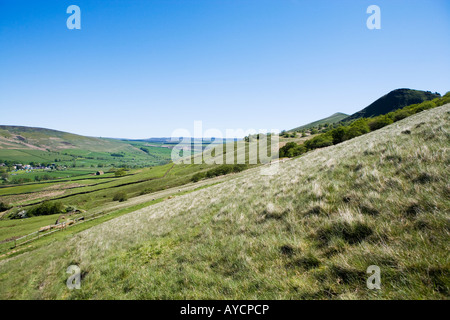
top-left (1, 0), bottom-right (449, 138)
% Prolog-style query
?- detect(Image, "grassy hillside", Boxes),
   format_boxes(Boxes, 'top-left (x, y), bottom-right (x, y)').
top-left (0, 104), bottom-right (448, 299)
top-left (0, 136), bottom-right (271, 243)
top-left (0, 126), bottom-right (173, 173)
top-left (0, 162), bottom-right (253, 247)
top-left (289, 112), bottom-right (348, 132)
top-left (344, 89), bottom-right (440, 121)
top-left (0, 126), bottom-right (131, 152)
top-left (278, 91), bottom-right (450, 159)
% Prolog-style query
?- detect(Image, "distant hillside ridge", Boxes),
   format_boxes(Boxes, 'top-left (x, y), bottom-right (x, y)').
top-left (0, 125), bottom-right (178, 169)
top-left (344, 88), bottom-right (440, 121)
top-left (0, 125), bottom-right (132, 152)
top-left (289, 112), bottom-right (348, 132)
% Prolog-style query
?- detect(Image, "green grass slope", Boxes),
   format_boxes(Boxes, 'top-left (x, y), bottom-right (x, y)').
top-left (0, 104), bottom-right (449, 299)
top-left (0, 125), bottom-right (131, 152)
top-left (289, 112), bottom-right (348, 132)
top-left (0, 126), bottom-right (173, 169)
top-left (344, 88), bottom-right (440, 121)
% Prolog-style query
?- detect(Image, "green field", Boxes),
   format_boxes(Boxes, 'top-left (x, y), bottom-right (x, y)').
top-left (0, 136), bottom-right (273, 246)
top-left (0, 127), bottom-right (174, 172)
top-left (0, 214), bottom-right (61, 242)
top-left (0, 149), bottom-right (73, 163)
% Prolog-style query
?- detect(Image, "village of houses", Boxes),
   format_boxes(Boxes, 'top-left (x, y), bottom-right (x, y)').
top-left (0, 162), bottom-right (65, 173)
top-left (0, 162), bottom-right (71, 184)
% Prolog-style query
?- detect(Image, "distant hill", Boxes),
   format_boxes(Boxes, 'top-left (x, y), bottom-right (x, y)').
top-left (0, 125), bottom-right (134, 153)
top-left (0, 126), bottom-right (175, 168)
top-left (344, 88), bottom-right (440, 121)
top-left (289, 112), bottom-right (348, 132)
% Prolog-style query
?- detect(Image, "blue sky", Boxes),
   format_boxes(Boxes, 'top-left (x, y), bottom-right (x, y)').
top-left (1, 0), bottom-right (449, 138)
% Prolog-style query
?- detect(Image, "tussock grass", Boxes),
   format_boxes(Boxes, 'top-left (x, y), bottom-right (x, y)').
top-left (0, 105), bottom-right (449, 299)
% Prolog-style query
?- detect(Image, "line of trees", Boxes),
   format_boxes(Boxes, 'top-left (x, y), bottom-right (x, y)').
top-left (280, 92), bottom-right (450, 158)
top-left (191, 164), bottom-right (248, 182)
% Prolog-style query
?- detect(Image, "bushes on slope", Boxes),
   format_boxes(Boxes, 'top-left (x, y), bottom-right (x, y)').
top-left (280, 92), bottom-right (450, 158)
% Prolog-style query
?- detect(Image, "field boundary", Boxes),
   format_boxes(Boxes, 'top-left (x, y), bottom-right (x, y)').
top-left (8, 164), bottom-right (175, 208)
top-left (0, 211), bottom-right (114, 256)
top-left (0, 173), bottom-right (229, 257)
top-left (0, 172), bottom-right (131, 189)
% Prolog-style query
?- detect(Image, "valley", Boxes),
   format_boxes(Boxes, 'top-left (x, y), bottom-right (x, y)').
top-left (0, 94), bottom-right (448, 299)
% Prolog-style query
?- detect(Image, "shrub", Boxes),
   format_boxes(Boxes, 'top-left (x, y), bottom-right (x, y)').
top-left (191, 172), bottom-right (206, 182)
top-left (206, 165), bottom-right (234, 178)
top-left (11, 177), bottom-right (32, 184)
top-left (392, 109), bottom-right (412, 122)
top-left (232, 164), bottom-right (248, 173)
top-left (201, 164), bottom-right (249, 180)
top-left (115, 168), bottom-right (127, 177)
top-left (113, 191), bottom-right (128, 202)
top-left (345, 119), bottom-right (370, 139)
top-left (331, 127), bottom-right (347, 144)
top-left (28, 201), bottom-right (64, 217)
top-left (412, 101), bottom-right (436, 113)
top-left (111, 153), bottom-right (124, 157)
top-left (435, 91), bottom-right (450, 106)
top-left (278, 92), bottom-right (448, 159)
top-left (139, 188), bottom-right (151, 195)
top-left (368, 115), bottom-right (393, 131)
top-left (279, 142), bottom-right (307, 158)
top-left (304, 134), bottom-right (333, 150)
top-left (0, 202), bottom-right (11, 212)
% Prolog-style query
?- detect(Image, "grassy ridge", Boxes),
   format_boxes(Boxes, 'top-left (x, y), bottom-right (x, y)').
top-left (0, 104), bottom-right (448, 299)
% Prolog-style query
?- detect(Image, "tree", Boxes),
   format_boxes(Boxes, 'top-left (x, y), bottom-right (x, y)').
top-left (331, 127), bottom-right (346, 144)
top-left (115, 168), bottom-right (127, 177)
top-left (368, 115), bottom-right (393, 131)
top-left (28, 201), bottom-right (64, 217)
top-left (304, 134), bottom-right (333, 150)
top-left (279, 142), bottom-right (306, 158)
top-left (344, 119), bottom-right (370, 140)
